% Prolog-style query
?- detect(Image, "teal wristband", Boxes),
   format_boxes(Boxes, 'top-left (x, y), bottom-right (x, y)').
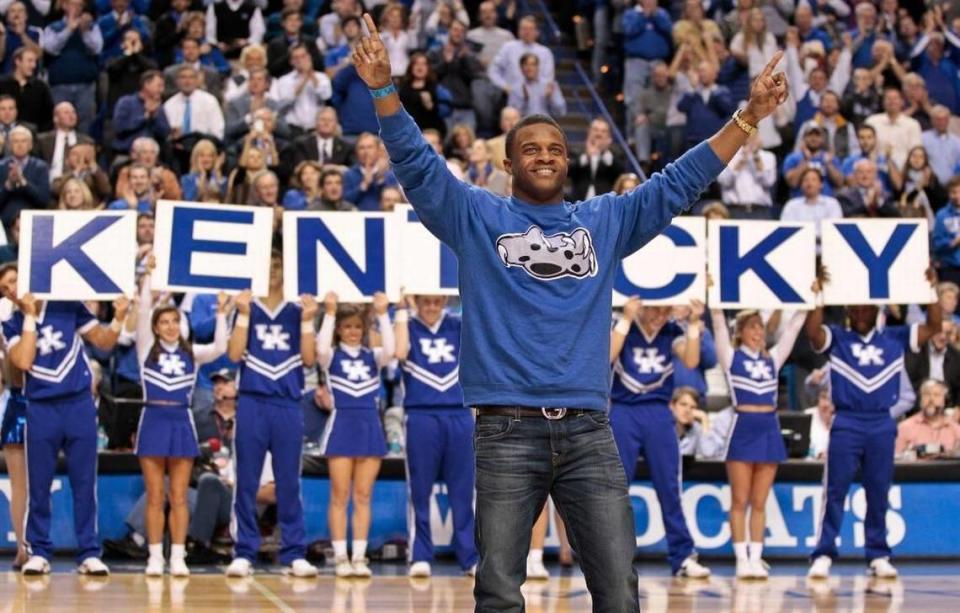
top-left (369, 83), bottom-right (397, 99)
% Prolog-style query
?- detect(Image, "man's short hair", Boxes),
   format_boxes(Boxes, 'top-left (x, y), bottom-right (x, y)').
top-left (504, 114), bottom-right (566, 161)
top-left (341, 15), bottom-right (361, 29)
top-left (282, 7), bottom-right (300, 21)
top-left (8, 125), bottom-right (31, 142)
top-left (140, 70), bottom-right (163, 88)
top-left (320, 167), bottom-right (343, 186)
top-left (920, 378), bottom-right (947, 396)
top-left (857, 124), bottom-right (877, 136)
top-left (11, 46), bottom-right (37, 64)
top-left (0, 94), bottom-right (15, 105)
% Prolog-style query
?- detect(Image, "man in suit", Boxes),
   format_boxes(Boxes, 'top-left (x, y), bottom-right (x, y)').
top-left (35, 102), bottom-right (94, 184)
top-left (0, 95), bottom-right (37, 157)
top-left (0, 126), bottom-right (50, 226)
top-left (906, 319), bottom-right (960, 407)
top-left (164, 38), bottom-right (224, 101)
top-left (836, 158), bottom-right (899, 218)
top-left (266, 9), bottom-right (324, 79)
top-left (291, 106), bottom-right (353, 168)
top-left (224, 68), bottom-right (281, 147)
top-left (567, 118), bottom-right (625, 200)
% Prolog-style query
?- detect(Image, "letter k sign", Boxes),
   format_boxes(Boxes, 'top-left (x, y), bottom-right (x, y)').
top-left (29, 215), bottom-right (123, 294)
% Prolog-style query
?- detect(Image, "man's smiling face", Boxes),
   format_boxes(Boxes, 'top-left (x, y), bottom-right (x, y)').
top-left (504, 122), bottom-right (568, 205)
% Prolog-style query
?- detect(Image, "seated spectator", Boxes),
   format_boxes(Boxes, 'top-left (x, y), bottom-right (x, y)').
top-left (291, 106), bottom-right (353, 168)
top-left (783, 124), bottom-right (844, 197)
top-left (225, 137), bottom-right (269, 204)
top-left (488, 16), bottom-right (553, 103)
top-left (896, 379), bottom-right (960, 457)
top-left (0, 2), bottom-right (43, 75)
top-left (842, 67), bottom-right (882, 127)
top-left (906, 319), bottom-right (960, 404)
top-left (0, 95), bottom-right (33, 157)
top-left (717, 132), bottom-right (776, 219)
top-left (485, 105), bottom-right (519, 171)
top-left (342, 133), bottom-right (398, 212)
top-left (265, 0), bottom-right (319, 41)
top-left (57, 176), bottom-right (97, 210)
top-left (164, 65), bottom-right (226, 168)
top-left (672, 0), bottom-right (721, 67)
top-left (323, 14), bottom-right (361, 78)
top-left (623, 0), bottom-right (673, 103)
top-left (379, 185), bottom-right (404, 212)
top-left (0, 126), bottom-right (47, 225)
top-left (266, 7), bottom-right (324, 79)
top-left (235, 108), bottom-right (281, 169)
top-left (568, 118), bottom-right (625, 200)
top-left (164, 38), bottom-right (225, 100)
top-left (428, 18), bottom-right (485, 131)
top-left (837, 159), bottom-right (898, 218)
top-left (423, 128), bottom-right (465, 180)
top-left (36, 101), bottom-right (93, 184)
top-left (632, 61), bottom-right (672, 169)
top-left (922, 105), bottom-right (960, 186)
top-left (250, 169), bottom-right (282, 229)
top-left (153, 0), bottom-right (192, 67)
top-left (223, 43), bottom-right (268, 103)
top-left (180, 139), bottom-right (226, 203)
top-left (933, 179), bottom-right (960, 287)
top-left (842, 124), bottom-right (892, 189)
top-left (97, 0), bottom-right (150, 63)
top-left (670, 387), bottom-right (709, 457)
top-left (112, 70), bottom-right (170, 155)
top-left (105, 29), bottom-right (157, 112)
top-left (800, 91), bottom-right (859, 161)
top-left (224, 68), bottom-right (279, 147)
top-left (911, 32), bottom-right (960, 114)
top-left (282, 160), bottom-right (323, 210)
top-left (866, 87), bottom-right (923, 169)
top-left (107, 162), bottom-right (159, 213)
top-left (269, 42), bottom-right (332, 136)
top-left (612, 173), bottom-right (641, 195)
top-left (465, 138), bottom-right (509, 196)
top-left (676, 61), bottom-right (736, 149)
top-left (939, 281), bottom-right (960, 327)
top-left (443, 122), bottom-right (475, 165)
top-left (114, 136), bottom-right (182, 200)
top-left (205, 0), bottom-right (265, 59)
top-left (313, 166), bottom-right (356, 212)
top-left (42, 0), bottom-right (101, 134)
top-left (0, 47), bottom-right (51, 132)
top-left (379, 3), bottom-right (416, 78)
top-left (902, 72), bottom-right (935, 130)
top-left (780, 168), bottom-right (843, 246)
top-left (891, 145), bottom-right (946, 223)
top-left (398, 51), bottom-right (451, 137)
top-left (506, 53), bottom-right (566, 118)
top-left (51, 142), bottom-right (111, 206)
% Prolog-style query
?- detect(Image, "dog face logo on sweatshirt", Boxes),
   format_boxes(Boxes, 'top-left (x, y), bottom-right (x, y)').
top-left (496, 226), bottom-right (598, 281)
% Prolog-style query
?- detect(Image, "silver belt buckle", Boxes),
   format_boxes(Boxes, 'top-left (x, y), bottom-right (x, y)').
top-left (541, 407), bottom-right (567, 420)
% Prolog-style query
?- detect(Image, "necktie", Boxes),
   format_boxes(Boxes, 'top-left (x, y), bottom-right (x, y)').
top-left (182, 96), bottom-right (192, 135)
top-left (319, 139), bottom-right (327, 164)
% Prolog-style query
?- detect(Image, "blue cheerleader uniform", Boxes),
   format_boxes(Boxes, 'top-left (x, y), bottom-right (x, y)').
top-left (135, 345), bottom-right (202, 458)
top-left (0, 387), bottom-right (27, 446)
top-left (321, 343), bottom-right (388, 457)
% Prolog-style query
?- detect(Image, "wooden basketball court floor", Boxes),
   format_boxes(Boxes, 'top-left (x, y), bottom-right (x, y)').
top-left (1, 560), bottom-right (959, 612)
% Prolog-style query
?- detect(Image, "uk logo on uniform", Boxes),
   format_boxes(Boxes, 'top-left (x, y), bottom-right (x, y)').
top-left (633, 348), bottom-right (667, 373)
top-left (852, 343), bottom-right (884, 366)
top-left (256, 324), bottom-right (291, 351)
top-left (159, 353), bottom-right (187, 376)
top-left (419, 338), bottom-right (455, 364)
top-left (342, 359), bottom-right (372, 381)
top-left (37, 326), bottom-right (66, 356)
top-left (744, 359), bottom-right (773, 380)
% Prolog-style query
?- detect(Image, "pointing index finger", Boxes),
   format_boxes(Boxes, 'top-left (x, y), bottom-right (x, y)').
top-left (362, 13), bottom-right (381, 41)
top-left (760, 50), bottom-right (784, 78)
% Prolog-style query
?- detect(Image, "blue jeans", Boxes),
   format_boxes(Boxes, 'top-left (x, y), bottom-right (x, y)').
top-left (474, 410), bottom-right (639, 613)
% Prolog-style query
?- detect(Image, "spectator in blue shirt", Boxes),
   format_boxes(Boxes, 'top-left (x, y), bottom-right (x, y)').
top-left (782, 124), bottom-right (844, 198)
top-left (794, 3), bottom-right (833, 53)
top-left (97, 0), bottom-right (151, 64)
top-left (112, 70), bottom-right (170, 154)
top-left (850, 2), bottom-right (884, 69)
top-left (842, 124), bottom-right (893, 191)
top-left (107, 163), bottom-right (156, 214)
top-left (623, 0), bottom-right (673, 105)
top-left (42, 0), bottom-right (102, 134)
top-left (676, 60), bottom-right (736, 147)
top-left (331, 62), bottom-right (379, 137)
top-left (932, 178), bottom-right (960, 287)
top-left (1, 2), bottom-right (43, 74)
top-left (912, 33), bottom-right (960, 114)
top-left (342, 132), bottom-right (398, 211)
top-left (0, 126), bottom-right (48, 227)
top-left (923, 105), bottom-right (960, 185)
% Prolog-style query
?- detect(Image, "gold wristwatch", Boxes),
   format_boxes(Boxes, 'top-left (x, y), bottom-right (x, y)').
top-left (732, 109), bottom-right (758, 135)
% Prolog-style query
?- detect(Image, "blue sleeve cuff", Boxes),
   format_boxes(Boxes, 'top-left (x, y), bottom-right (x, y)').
top-left (378, 108), bottom-right (418, 147)
top-left (688, 141), bottom-right (726, 181)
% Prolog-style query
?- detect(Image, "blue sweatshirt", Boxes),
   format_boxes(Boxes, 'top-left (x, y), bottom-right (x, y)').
top-left (379, 109), bottom-right (724, 410)
top-left (622, 8), bottom-right (672, 60)
top-left (932, 202), bottom-right (960, 268)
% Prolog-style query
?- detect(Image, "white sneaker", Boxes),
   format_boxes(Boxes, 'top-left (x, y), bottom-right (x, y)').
top-left (808, 555), bottom-right (832, 579)
top-left (868, 557), bottom-right (898, 578)
top-left (526, 557), bottom-right (550, 580)
top-left (351, 558), bottom-right (372, 578)
top-left (144, 557), bottom-right (165, 577)
top-left (736, 558), bottom-right (754, 579)
top-left (21, 555), bottom-right (51, 576)
top-left (675, 554), bottom-right (711, 578)
top-left (286, 558), bottom-right (318, 578)
top-left (77, 557), bottom-right (110, 576)
top-left (750, 558), bottom-right (770, 579)
top-left (334, 556), bottom-right (353, 578)
top-left (225, 558), bottom-right (253, 577)
top-left (408, 561), bottom-right (431, 578)
top-left (169, 557), bottom-right (190, 577)
top-left (465, 563), bottom-right (477, 577)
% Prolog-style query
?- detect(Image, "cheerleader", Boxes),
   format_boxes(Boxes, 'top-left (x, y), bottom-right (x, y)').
top-left (710, 307), bottom-right (805, 579)
top-left (394, 294), bottom-right (477, 578)
top-left (805, 271), bottom-right (941, 579)
top-left (0, 263), bottom-right (27, 569)
top-left (133, 261), bottom-right (229, 576)
top-left (609, 298), bottom-right (711, 578)
top-left (224, 251), bottom-right (320, 578)
top-left (3, 292), bottom-right (129, 576)
top-left (318, 291), bottom-right (394, 578)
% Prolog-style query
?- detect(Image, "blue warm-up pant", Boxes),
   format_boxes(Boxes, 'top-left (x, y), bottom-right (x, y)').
top-left (232, 394), bottom-right (306, 564)
top-left (24, 391), bottom-right (100, 562)
top-left (610, 401), bottom-right (694, 573)
top-left (812, 412), bottom-right (896, 562)
top-left (405, 408), bottom-right (477, 569)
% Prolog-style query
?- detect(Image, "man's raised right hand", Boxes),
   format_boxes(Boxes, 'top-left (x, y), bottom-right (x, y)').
top-left (354, 14), bottom-right (393, 89)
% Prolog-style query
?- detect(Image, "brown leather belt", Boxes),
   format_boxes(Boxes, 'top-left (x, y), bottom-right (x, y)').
top-left (474, 406), bottom-right (591, 420)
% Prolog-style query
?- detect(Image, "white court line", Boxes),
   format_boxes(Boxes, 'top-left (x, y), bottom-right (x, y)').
top-left (251, 577), bottom-right (296, 613)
